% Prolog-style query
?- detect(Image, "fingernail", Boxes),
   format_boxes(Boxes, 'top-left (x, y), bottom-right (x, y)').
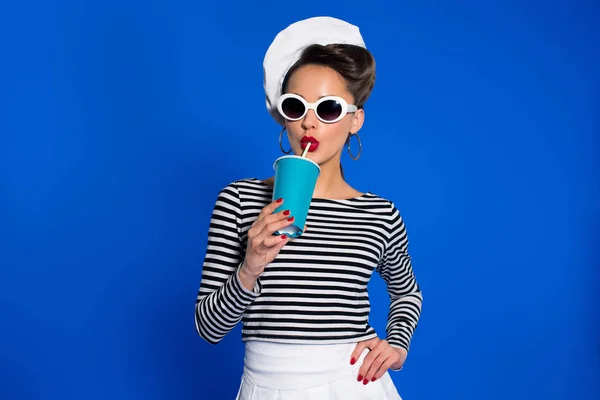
top-left (287, 217), bottom-right (294, 221)
top-left (363, 379), bottom-right (368, 385)
top-left (371, 377), bottom-right (377, 382)
top-left (357, 375), bottom-right (362, 382)
top-left (281, 234), bottom-right (287, 239)
top-left (283, 210), bottom-right (290, 215)
top-left (276, 198), bottom-right (283, 203)
top-left (350, 358), bottom-right (356, 365)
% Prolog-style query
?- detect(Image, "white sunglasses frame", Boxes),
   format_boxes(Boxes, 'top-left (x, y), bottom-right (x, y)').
top-left (277, 93), bottom-right (358, 124)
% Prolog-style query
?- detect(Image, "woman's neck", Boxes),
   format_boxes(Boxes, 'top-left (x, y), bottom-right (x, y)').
top-left (311, 160), bottom-right (346, 199)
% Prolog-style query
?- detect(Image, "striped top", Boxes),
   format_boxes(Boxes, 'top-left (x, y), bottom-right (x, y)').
top-left (194, 178), bottom-right (422, 352)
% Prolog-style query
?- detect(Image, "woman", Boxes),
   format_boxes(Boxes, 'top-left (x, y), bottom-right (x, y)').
top-left (194, 16), bottom-right (423, 399)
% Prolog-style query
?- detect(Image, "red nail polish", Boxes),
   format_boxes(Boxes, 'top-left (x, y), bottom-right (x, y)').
top-left (363, 379), bottom-right (368, 385)
top-left (357, 375), bottom-right (363, 382)
top-left (371, 377), bottom-right (376, 382)
top-left (283, 210), bottom-right (290, 216)
top-left (276, 198), bottom-right (283, 203)
top-left (281, 234), bottom-right (287, 239)
top-left (287, 216), bottom-right (294, 221)
top-left (350, 358), bottom-right (356, 365)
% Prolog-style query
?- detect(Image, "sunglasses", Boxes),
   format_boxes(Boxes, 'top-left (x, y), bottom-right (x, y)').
top-left (277, 93), bottom-right (358, 124)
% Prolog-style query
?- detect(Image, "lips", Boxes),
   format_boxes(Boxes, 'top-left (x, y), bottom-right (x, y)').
top-left (300, 136), bottom-right (319, 151)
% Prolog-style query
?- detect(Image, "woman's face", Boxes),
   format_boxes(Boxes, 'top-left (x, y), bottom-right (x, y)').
top-left (282, 65), bottom-right (364, 167)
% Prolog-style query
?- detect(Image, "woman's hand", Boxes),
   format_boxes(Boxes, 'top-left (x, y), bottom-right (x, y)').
top-left (349, 338), bottom-right (407, 385)
top-left (238, 198), bottom-right (295, 289)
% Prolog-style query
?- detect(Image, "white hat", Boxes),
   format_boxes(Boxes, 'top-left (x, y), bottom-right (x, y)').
top-left (263, 16), bottom-right (367, 126)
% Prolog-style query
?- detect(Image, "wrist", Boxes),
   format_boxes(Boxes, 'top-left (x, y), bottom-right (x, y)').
top-left (238, 262), bottom-right (260, 292)
top-left (394, 346), bottom-right (407, 357)
top-left (240, 261), bottom-right (261, 278)
top-left (390, 346), bottom-right (407, 371)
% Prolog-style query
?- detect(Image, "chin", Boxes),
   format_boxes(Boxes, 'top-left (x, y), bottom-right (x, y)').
top-left (293, 145), bottom-right (334, 165)
top-left (302, 152), bottom-right (332, 167)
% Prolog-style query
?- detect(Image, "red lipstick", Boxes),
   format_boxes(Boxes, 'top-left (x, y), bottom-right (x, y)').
top-left (300, 136), bottom-right (319, 151)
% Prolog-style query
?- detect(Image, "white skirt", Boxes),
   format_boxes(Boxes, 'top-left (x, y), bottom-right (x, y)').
top-left (235, 341), bottom-right (403, 400)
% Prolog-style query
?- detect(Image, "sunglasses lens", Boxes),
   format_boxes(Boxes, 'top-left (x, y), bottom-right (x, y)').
top-left (281, 97), bottom-right (305, 119)
top-left (317, 100), bottom-right (343, 121)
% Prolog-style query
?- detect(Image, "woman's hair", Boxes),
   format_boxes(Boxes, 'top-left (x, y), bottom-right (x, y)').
top-left (281, 43), bottom-right (376, 107)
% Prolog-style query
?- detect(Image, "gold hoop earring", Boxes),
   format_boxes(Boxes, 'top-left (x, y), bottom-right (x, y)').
top-left (347, 132), bottom-right (362, 160)
top-left (279, 127), bottom-right (292, 154)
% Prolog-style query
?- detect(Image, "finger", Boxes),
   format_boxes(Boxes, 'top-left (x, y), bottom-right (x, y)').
top-left (357, 341), bottom-right (381, 381)
top-left (349, 341), bottom-right (370, 366)
top-left (368, 343), bottom-right (400, 382)
top-left (260, 232), bottom-right (291, 249)
top-left (371, 356), bottom-right (398, 382)
top-left (252, 205), bottom-right (290, 233)
top-left (254, 215), bottom-right (295, 248)
top-left (249, 211), bottom-right (293, 255)
top-left (362, 351), bottom-right (387, 384)
top-left (253, 230), bottom-right (290, 258)
top-left (356, 349), bottom-right (380, 385)
top-left (256, 197), bottom-right (284, 222)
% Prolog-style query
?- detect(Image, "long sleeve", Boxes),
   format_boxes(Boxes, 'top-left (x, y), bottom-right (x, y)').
top-left (376, 202), bottom-right (423, 353)
top-left (194, 183), bottom-right (262, 344)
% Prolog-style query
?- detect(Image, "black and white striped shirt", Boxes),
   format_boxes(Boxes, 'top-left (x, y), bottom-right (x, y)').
top-left (195, 178), bottom-right (422, 351)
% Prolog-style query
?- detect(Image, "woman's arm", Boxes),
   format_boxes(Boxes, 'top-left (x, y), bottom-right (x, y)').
top-left (194, 183), bottom-right (262, 344)
top-left (377, 202), bottom-right (423, 357)
top-left (349, 201), bottom-right (423, 384)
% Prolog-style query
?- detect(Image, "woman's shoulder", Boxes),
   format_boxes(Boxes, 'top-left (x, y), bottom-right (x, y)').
top-left (358, 191), bottom-right (405, 221)
top-left (355, 189), bottom-right (396, 209)
top-left (216, 177), bottom-right (268, 189)
top-left (235, 177), bottom-right (272, 191)
top-left (215, 177), bottom-right (272, 199)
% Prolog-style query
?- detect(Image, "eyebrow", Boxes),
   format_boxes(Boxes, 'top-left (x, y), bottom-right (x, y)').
top-left (289, 92), bottom-right (335, 100)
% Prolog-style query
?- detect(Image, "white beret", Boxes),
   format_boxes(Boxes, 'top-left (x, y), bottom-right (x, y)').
top-left (263, 16), bottom-right (367, 126)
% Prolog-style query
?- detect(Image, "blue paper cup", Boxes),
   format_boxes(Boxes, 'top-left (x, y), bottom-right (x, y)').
top-left (272, 155), bottom-right (320, 238)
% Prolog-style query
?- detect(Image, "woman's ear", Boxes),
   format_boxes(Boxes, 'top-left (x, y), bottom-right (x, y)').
top-left (351, 108), bottom-right (365, 133)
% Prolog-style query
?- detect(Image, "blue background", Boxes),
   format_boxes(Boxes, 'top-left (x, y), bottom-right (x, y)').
top-left (1, 1), bottom-right (599, 399)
